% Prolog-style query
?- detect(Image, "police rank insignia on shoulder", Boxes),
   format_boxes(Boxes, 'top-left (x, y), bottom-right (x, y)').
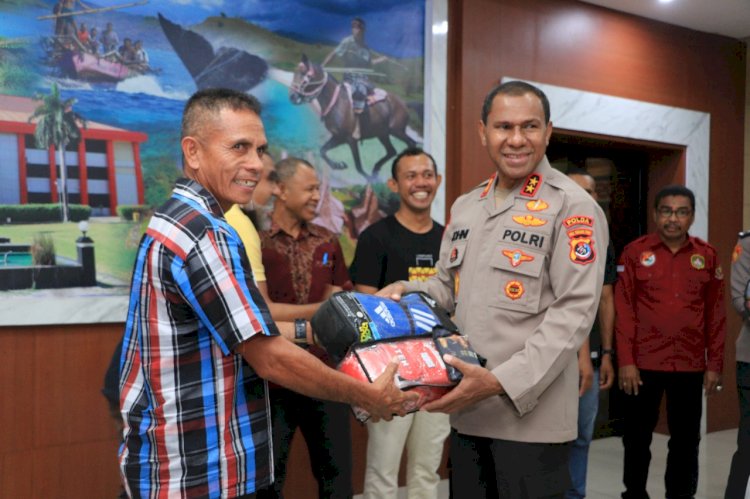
top-left (568, 229), bottom-right (596, 265)
top-left (690, 254), bottom-right (705, 270)
top-left (520, 173), bottom-right (542, 197)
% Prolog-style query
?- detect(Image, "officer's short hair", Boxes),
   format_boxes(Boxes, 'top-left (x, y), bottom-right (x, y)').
top-left (481, 80), bottom-right (550, 125)
top-left (391, 147), bottom-right (438, 179)
top-left (654, 185), bottom-right (695, 212)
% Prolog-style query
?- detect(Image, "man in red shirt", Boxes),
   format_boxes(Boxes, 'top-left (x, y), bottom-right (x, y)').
top-left (259, 157), bottom-right (353, 498)
top-left (615, 184), bottom-right (726, 499)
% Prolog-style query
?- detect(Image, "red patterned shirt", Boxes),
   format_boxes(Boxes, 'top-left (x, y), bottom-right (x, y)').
top-left (614, 232), bottom-right (726, 372)
top-left (260, 221), bottom-right (352, 305)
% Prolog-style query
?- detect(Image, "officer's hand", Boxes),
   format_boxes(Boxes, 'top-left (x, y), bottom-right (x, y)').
top-left (599, 355), bottom-right (615, 390)
top-left (618, 365), bottom-right (642, 396)
top-left (421, 355), bottom-right (503, 413)
top-left (704, 370), bottom-right (722, 396)
top-left (376, 282), bottom-right (406, 301)
top-left (364, 361), bottom-right (419, 422)
top-left (579, 354), bottom-right (594, 397)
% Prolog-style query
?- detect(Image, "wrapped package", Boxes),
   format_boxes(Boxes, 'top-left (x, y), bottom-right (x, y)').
top-left (311, 291), bottom-right (458, 363)
top-left (338, 332), bottom-right (483, 421)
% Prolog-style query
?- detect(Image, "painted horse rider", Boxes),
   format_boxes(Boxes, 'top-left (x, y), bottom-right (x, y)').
top-left (322, 17), bottom-right (386, 138)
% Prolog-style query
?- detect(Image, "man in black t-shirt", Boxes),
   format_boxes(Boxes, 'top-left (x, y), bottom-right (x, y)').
top-left (350, 148), bottom-right (450, 498)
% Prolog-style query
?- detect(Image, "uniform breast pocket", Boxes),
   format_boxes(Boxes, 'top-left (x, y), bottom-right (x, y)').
top-left (488, 245), bottom-right (545, 314)
top-left (684, 269), bottom-right (710, 297)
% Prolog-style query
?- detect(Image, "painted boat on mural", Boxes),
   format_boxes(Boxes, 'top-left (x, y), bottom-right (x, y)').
top-left (64, 50), bottom-right (138, 82)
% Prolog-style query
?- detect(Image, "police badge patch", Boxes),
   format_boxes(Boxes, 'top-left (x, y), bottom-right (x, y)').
top-left (568, 229), bottom-right (596, 265)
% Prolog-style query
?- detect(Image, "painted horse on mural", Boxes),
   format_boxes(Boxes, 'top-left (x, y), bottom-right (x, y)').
top-left (289, 54), bottom-right (417, 182)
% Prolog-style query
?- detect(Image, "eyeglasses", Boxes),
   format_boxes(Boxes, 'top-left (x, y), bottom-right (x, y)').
top-left (657, 207), bottom-right (692, 219)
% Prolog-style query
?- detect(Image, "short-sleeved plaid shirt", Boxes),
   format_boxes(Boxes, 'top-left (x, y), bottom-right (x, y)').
top-left (119, 178), bottom-right (279, 498)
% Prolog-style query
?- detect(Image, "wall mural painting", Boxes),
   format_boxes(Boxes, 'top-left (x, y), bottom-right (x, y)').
top-left (0, 0), bottom-right (426, 311)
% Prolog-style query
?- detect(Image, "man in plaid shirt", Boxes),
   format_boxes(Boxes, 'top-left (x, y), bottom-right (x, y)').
top-left (118, 88), bottom-right (414, 499)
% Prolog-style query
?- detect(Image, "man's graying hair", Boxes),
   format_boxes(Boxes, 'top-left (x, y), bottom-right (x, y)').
top-left (274, 157), bottom-right (315, 184)
top-left (181, 88), bottom-right (262, 139)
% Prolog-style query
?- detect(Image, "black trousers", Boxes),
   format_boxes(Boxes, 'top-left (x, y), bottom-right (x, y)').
top-left (257, 388), bottom-right (352, 499)
top-left (448, 429), bottom-right (571, 498)
top-left (725, 361), bottom-right (750, 498)
top-left (621, 370), bottom-right (703, 499)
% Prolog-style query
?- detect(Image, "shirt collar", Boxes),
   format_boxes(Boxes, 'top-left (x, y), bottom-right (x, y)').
top-left (645, 232), bottom-right (695, 252)
top-left (268, 219), bottom-right (320, 239)
top-left (173, 178), bottom-right (225, 218)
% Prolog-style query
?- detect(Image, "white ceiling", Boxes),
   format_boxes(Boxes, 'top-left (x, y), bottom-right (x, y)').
top-left (579, 0), bottom-right (750, 40)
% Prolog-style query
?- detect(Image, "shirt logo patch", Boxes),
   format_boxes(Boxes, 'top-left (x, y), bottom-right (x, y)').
top-left (505, 280), bottom-right (525, 300)
top-left (690, 254), bottom-right (705, 270)
top-left (640, 251), bottom-right (656, 267)
top-left (450, 247), bottom-right (459, 263)
top-left (502, 249), bottom-right (535, 267)
top-left (733, 243), bottom-right (742, 263)
top-left (520, 173), bottom-right (542, 198)
top-left (563, 215), bottom-right (594, 228)
top-left (715, 265), bottom-right (724, 280)
top-left (568, 229), bottom-right (596, 265)
top-left (451, 229), bottom-right (470, 241)
top-left (526, 199), bottom-right (549, 212)
top-left (512, 214), bottom-right (547, 227)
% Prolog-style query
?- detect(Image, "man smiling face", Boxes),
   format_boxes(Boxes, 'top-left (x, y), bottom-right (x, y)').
top-left (478, 91), bottom-right (553, 189)
top-left (388, 153), bottom-right (441, 214)
top-left (181, 107), bottom-right (268, 212)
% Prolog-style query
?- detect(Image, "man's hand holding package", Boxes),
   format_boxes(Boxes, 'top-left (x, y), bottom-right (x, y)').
top-left (421, 354), bottom-right (503, 413)
top-left (376, 282), bottom-right (406, 301)
top-left (361, 361), bottom-right (420, 421)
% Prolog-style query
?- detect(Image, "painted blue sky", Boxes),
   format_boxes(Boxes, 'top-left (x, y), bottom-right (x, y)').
top-left (124, 0), bottom-right (425, 58)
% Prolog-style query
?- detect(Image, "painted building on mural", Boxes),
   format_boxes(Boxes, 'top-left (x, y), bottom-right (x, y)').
top-left (0, 94), bottom-right (147, 216)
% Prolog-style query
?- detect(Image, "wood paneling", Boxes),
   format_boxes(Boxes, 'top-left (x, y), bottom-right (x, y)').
top-left (447, 0), bottom-right (745, 432)
top-left (0, 324), bottom-right (123, 498)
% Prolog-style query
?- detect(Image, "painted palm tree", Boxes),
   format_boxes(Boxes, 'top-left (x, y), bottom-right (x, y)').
top-left (29, 83), bottom-right (86, 222)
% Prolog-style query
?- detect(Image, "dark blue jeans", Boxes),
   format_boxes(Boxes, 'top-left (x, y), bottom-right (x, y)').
top-left (621, 370), bottom-right (703, 499)
top-left (567, 368), bottom-right (600, 498)
top-left (725, 361), bottom-right (750, 499)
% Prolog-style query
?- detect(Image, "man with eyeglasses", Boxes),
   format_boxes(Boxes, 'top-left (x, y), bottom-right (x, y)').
top-left (614, 184), bottom-right (726, 499)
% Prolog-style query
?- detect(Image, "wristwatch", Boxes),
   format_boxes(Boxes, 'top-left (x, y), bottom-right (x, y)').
top-left (601, 348), bottom-right (615, 357)
top-left (294, 318), bottom-right (307, 344)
